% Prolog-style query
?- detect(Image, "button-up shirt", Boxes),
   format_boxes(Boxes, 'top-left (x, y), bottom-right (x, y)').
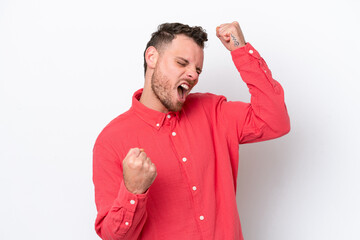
top-left (93, 43), bottom-right (290, 240)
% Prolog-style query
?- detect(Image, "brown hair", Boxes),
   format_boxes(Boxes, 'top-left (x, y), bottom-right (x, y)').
top-left (143, 23), bottom-right (208, 75)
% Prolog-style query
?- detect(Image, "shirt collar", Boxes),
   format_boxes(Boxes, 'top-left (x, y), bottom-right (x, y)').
top-left (130, 89), bottom-right (180, 130)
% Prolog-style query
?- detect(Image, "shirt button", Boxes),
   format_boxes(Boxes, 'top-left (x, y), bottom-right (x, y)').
top-left (249, 49), bottom-right (254, 54)
top-left (156, 123), bottom-right (160, 127)
top-left (199, 216), bottom-right (204, 221)
top-left (182, 157), bottom-right (187, 162)
top-left (130, 200), bottom-right (135, 205)
top-left (167, 114), bottom-right (171, 119)
top-left (125, 222), bottom-right (129, 226)
top-left (172, 132), bottom-right (176, 136)
top-left (192, 186), bottom-right (197, 191)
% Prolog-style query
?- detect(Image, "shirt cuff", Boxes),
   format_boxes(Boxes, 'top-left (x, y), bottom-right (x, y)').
top-left (230, 42), bottom-right (261, 70)
top-left (114, 180), bottom-right (148, 213)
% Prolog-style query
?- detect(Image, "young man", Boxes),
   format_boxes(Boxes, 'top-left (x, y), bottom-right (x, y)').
top-left (93, 21), bottom-right (290, 240)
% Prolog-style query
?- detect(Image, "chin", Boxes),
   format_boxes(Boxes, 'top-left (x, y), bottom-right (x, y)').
top-left (168, 101), bottom-right (183, 112)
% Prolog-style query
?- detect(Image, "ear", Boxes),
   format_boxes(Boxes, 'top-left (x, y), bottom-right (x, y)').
top-left (145, 46), bottom-right (159, 70)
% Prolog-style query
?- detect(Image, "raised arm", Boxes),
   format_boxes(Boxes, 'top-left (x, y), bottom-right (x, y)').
top-left (215, 21), bottom-right (290, 143)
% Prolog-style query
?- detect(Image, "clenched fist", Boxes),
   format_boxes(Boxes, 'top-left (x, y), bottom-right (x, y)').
top-left (123, 148), bottom-right (157, 194)
top-left (216, 21), bottom-right (246, 51)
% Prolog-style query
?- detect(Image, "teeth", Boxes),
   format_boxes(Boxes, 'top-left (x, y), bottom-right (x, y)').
top-left (180, 83), bottom-right (189, 90)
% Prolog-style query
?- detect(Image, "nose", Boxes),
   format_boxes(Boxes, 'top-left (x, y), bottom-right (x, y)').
top-left (186, 68), bottom-right (199, 81)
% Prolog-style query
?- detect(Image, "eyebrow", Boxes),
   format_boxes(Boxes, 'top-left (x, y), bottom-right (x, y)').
top-left (176, 57), bottom-right (202, 73)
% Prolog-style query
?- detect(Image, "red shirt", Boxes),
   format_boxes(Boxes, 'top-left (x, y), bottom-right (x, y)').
top-left (93, 43), bottom-right (290, 240)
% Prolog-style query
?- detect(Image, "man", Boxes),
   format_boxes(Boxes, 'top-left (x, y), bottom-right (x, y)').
top-left (93, 21), bottom-right (290, 240)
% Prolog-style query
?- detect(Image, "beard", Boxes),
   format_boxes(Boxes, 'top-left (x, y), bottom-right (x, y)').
top-left (151, 67), bottom-right (183, 112)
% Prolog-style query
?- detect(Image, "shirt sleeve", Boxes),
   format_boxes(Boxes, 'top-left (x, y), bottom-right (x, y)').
top-left (215, 42), bottom-right (290, 144)
top-left (93, 142), bottom-right (148, 240)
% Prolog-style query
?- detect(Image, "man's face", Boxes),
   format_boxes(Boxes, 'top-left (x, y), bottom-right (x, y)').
top-left (151, 35), bottom-right (204, 112)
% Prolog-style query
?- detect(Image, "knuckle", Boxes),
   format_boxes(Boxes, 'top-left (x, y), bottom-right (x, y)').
top-left (127, 148), bottom-right (138, 158)
top-left (126, 160), bottom-right (134, 168)
top-left (127, 154), bottom-right (136, 162)
top-left (143, 162), bottom-right (150, 169)
top-left (139, 151), bottom-right (147, 159)
top-left (134, 160), bottom-right (143, 167)
top-left (128, 158), bottom-right (142, 169)
top-left (149, 164), bottom-right (157, 173)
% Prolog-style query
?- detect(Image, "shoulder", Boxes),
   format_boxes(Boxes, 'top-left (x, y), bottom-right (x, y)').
top-left (94, 109), bottom-right (135, 146)
top-left (185, 92), bottom-right (228, 109)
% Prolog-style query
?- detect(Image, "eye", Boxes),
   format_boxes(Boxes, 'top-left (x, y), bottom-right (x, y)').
top-left (177, 61), bottom-right (186, 66)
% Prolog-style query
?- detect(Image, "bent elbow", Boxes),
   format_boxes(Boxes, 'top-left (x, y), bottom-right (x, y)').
top-left (281, 123), bottom-right (291, 136)
top-left (273, 117), bottom-right (291, 138)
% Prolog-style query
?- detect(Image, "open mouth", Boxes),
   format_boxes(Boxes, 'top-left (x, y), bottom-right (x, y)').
top-left (177, 83), bottom-right (190, 102)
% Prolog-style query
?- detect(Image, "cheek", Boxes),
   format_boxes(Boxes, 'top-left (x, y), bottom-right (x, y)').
top-left (166, 65), bottom-right (183, 79)
top-left (194, 79), bottom-right (199, 86)
top-left (160, 59), bottom-right (184, 80)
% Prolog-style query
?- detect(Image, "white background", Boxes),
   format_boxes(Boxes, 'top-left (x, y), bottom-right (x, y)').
top-left (1, 0), bottom-right (359, 239)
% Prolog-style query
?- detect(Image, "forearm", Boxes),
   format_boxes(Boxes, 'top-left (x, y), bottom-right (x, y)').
top-left (95, 181), bottom-right (148, 240)
top-left (93, 144), bottom-right (148, 240)
top-left (231, 43), bottom-right (290, 142)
